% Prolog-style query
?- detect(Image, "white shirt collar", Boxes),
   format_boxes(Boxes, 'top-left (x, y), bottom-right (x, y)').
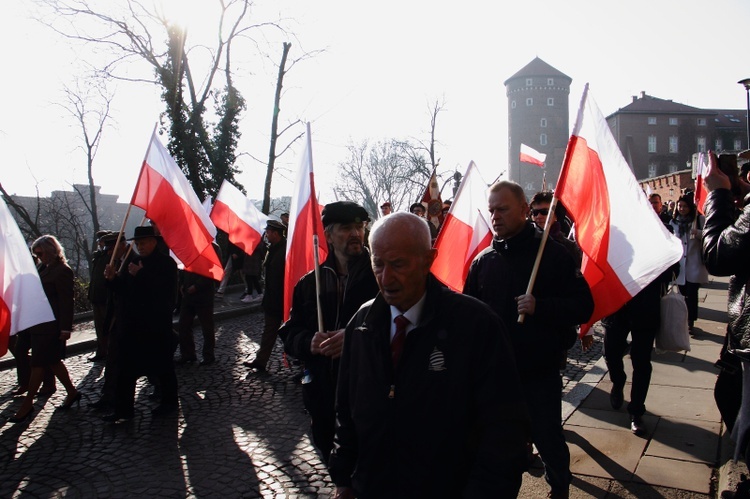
top-left (389, 292), bottom-right (427, 340)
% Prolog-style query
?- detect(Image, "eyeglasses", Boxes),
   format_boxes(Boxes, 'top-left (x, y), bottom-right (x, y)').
top-left (531, 208), bottom-right (549, 216)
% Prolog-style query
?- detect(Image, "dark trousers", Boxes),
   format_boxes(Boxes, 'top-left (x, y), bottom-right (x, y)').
top-left (523, 374), bottom-right (571, 493)
top-left (253, 314), bottom-right (283, 369)
top-left (100, 324), bottom-right (124, 403)
top-left (114, 337), bottom-right (178, 416)
top-left (178, 303), bottom-right (215, 362)
top-left (603, 308), bottom-right (657, 417)
top-left (679, 281), bottom-right (701, 327)
top-left (244, 275), bottom-right (263, 295)
top-left (92, 302), bottom-right (109, 358)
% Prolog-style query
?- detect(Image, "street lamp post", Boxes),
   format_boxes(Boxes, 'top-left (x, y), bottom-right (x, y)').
top-left (738, 78), bottom-right (750, 149)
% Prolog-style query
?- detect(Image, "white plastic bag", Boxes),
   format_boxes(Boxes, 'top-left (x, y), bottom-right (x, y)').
top-left (655, 285), bottom-right (691, 352)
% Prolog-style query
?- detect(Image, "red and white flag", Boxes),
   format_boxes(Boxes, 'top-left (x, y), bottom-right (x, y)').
top-left (131, 131), bottom-right (224, 281)
top-left (284, 123), bottom-right (328, 321)
top-left (693, 152), bottom-right (709, 215)
top-left (431, 161), bottom-right (493, 292)
top-left (520, 144), bottom-right (546, 167)
top-left (421, 169), bottom-right (444, 230)
top-left (0, 197), bottom-right (56, 356)
top-left (555, 85), bottom-right (682, 333)
top-left (210, 180), bottom-right (269, 256)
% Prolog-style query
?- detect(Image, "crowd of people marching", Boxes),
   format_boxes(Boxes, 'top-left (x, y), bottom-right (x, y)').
top-left (5, 149), bottom-right (750, 498)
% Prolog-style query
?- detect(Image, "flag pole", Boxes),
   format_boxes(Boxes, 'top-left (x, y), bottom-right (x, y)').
top-left (108, 123), bottom-right (158, 268)
top-left (306, 122), bottom-right (325, 334)
top-left (518, 84), bottom-right (589, 324)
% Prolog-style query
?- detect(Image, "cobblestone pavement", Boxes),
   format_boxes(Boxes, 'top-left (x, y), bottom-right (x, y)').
top-left (0, 311), bottom-right (606, 498)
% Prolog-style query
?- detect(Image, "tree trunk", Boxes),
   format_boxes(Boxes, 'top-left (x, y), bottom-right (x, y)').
top-left (262, 42), bottom-right (292, 215)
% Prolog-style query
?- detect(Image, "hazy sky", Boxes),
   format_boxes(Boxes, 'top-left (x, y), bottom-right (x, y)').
top-left (2, 0), bottom-right (749, 207)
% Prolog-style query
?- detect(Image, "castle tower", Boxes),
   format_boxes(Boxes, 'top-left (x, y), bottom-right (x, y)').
top-left (504, 57), bottom-right (571, 197)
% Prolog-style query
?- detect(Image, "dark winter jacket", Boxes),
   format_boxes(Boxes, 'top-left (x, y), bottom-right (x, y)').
top-left (464, 222), bottom-right (594, 381)
top-left (261, 238), bottom-right (286, 319)
top-left (329, 275), bottom-right (530, 498)
top-left (703, 188), bottom-right (750, 357)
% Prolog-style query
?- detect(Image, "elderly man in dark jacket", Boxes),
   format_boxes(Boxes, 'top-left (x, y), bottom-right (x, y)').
top-left (330, 212), bottom-right (529, 498)
top-left (279, 201), bottom-right (379, 462)
top-left (464, 181), bottom-right (593, 499)
top-left (702, 151), bottom-right (750, 462)
top-left (103, 225), bottom-right (178, 421)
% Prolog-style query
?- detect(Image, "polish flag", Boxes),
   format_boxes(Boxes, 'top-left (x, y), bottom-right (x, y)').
top-left (520, 144), bottom-right (546, 167)
top-left (0, 197), bottom-right (56, 356)
top-left (555, 85), bottom-right (682, 332)
top-left (210, 180), bottom-right (269, 256)
top-left (284, 123), bottom-right (328, 321)
top-left (421, 170), bottom-right (444, 230)
top-left (693, 152), bottom-right (708, 215)
top-left (131, 131), bottom-right (224, 281)
top-left (431, 161), bottom-right (493, 292)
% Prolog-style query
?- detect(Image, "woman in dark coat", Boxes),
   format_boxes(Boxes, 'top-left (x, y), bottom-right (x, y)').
top-left (10, 235), bottom-right (81, 422)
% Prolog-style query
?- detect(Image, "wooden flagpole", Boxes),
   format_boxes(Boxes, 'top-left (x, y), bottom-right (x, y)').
top-left (305, 122), bottom-right (325, 334)
top-left (518, 84), bottom-right (589, 323)
top-left (109, 123), bottom-right (158, 268)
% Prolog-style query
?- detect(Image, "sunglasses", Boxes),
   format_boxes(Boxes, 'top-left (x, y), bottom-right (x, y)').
top-left (531, 208), bottom-right (549, 216)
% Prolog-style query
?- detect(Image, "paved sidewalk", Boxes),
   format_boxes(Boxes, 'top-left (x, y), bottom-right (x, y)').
top-left (0, 280), bottom-right (739, 497)
top-left (520, 275), bottom-right (737, 498)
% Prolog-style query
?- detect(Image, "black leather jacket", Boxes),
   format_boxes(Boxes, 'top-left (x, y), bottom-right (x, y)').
top-left (702, 188), bottom-right (750, 357)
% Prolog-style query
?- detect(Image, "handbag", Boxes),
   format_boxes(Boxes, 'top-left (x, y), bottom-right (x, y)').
top-left (655, 284), bottom-right (691, 352)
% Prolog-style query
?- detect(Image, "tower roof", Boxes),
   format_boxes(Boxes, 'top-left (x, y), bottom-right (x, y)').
top-left (504, 57), bottom-right (571, 85)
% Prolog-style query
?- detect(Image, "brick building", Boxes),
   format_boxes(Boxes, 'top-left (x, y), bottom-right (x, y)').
top-left (606, 92), bottom-right (747, 181)
top-left (505, 57), bottom-right (571, 197)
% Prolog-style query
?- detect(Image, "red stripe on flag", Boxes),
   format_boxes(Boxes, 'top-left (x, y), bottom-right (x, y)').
top-left (556, 135), bottom-right (630, 333)
top-left (0, 297), bottom-right (10, 357)
top-left (133, 163), bottom-right (223, 280)
top-left (210, 199), bottom-right (263, 255)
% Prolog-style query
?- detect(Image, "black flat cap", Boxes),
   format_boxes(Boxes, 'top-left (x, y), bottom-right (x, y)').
top-left (266, 219), bottom-right (286, 232)
top-left (321, 201), bottom-right (370, 227)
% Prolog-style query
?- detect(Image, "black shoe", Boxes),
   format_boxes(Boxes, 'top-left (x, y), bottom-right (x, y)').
top-left (244, 360), bottom-right (267, 372)
top-left (199, 358), bottom-right (215, 366)
top-left (175, 357), bottom-right (197, 366)
top-left (57, 391), bottom-right (82, 411)
top-left (610, 386), bottom-right (624, 410)
top-left (630, 414), bottom-right (647, 436)
top-left (88, 355), bottom-right (106, 363)
top-left (151, 404), bottom-right (178, 417)
top-left (9, 406), bottom-right (34, 424)
top-left (102, 412), bottom-right (134, 423)
top-left (88, 399), bottom-right (112, 411)
top-left (722, 473), bottom-right (750, 499)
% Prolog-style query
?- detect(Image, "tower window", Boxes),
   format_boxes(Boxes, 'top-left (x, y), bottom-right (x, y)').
top-left (511, 100), bottom-right (516, 109)
top-left (547, 97), bottom-right (554, 106)
top-left (526, 98), bottom-right (533, 106)
top-left (540, 134), bottom-right (547, 146)
top-left (540, 118), bottom-right (547, 128)
top-left (547, 78), bottom-right (554, 86)
top-left (526, 78), bottom-right (533, 86)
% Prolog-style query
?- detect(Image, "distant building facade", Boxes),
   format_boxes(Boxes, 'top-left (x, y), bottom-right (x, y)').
top-left (7, 185), bottom-right (144, 276)
top-left (505, 57), bottom-right (572, 197)
top-left (606, 92), bottom-right (747, 181)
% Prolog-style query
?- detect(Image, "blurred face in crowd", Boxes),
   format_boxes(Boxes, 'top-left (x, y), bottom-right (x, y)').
top-left (134, 237), bottom-right (158, 257)
top-left (266, 229), bottom-right (283, 245)
top-left (530, 201), bottom-right (553, 230)
top-left (370, 214), bottom-right (435, 313)
top-left (677, 200), bottom-right (690, 217)
top-left (411, 205), bottom-right (425, 217)
top-left (488, 186), bottom-right (529, 240)
top-left (326, 222), bottom-right (366, 262)
top-left (649, 195), bottom-right (663, 215)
